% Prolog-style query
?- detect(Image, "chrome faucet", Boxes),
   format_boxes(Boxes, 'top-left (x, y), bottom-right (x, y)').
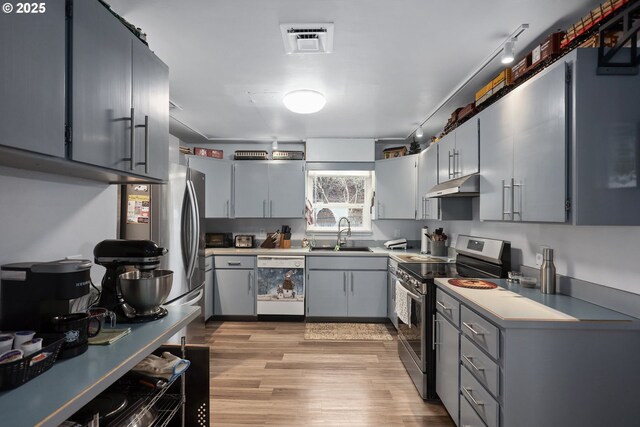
top-left (335, 217), bottom-right (351, 250)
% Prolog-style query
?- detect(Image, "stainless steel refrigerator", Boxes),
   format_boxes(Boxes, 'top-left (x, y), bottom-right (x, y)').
top-left (121, 163), bottom-right (205, 307)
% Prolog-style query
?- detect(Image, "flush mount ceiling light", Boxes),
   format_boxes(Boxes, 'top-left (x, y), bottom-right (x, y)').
top-left (501, 40), bottom-right (515, 64)
top-left (283, 90), bottom-right (326, 114)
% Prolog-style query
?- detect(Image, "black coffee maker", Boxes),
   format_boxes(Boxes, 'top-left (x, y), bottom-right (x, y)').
top-left (94, 239), bottom-right (168, 323)
top-left (0, 259), bottom-right (92, 331)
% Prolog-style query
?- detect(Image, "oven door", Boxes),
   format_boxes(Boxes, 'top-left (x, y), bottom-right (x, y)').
top-left (396, 279), bottom-right (427, 371)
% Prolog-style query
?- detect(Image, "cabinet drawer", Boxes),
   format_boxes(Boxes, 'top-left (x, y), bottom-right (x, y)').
top-left (461, 335), bottom-right (500, 399)
top-left (436, 288), bottom-right (460, 327)
top-left (460, 389), bottom-right (489, 427)
top-left (214, 256), bottom-right (255, 269)
top-left (461, 366), bottom-right (499, 427)
top-left (307, 256), bottom-right (387, 270)
top-left (204, 256), bottom-right (213, 270)
top-left (461, 306), bottom-right (499, 360)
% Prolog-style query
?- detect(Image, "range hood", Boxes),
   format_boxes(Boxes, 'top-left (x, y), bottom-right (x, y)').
top-left (426, 173), bottom-right (479, 198)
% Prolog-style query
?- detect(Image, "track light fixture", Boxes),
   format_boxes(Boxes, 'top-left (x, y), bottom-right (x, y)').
top-left (272, 139), bottom-right (278, 150)
top-left (415, 126), bottom-right (424, 138)
top-left (501, 40), bottom-right (515, 64)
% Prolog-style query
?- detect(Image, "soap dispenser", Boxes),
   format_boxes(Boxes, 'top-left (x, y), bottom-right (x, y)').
top-left (540, 247), bottom-right (556, 294)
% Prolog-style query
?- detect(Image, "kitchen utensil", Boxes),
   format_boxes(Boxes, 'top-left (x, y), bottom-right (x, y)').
top-left (507, 271), bottom-right (523, 283)
top-left (118, 270), bottom-right (173, 316)
top-left (430, 240), bottom-right (447, 256)
top-left (50, 313), bottom-right (100, 359)
top-left (88, 307), bottom-right (116, 335)
top-left (69, 392), bottom-right (128, 425)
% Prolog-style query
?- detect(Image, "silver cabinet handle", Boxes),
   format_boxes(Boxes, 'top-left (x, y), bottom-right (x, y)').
top-left (432, 314), bottom-right (438, 350)
top-left (350, 272), bottom-right (354, 293)
top-left (426, 199), bottom-right (430, 219)
top-left (343, 272), bottom-right (347, 293)
top-left (436, 301), bottom-right (451, 311)
top-left (270, 200), bottom-right (273, 217)
top-left (263, 200), bottom-right (266, 218)
top-left (135, 115), bottom-right (150, 174)
top-left (226, 200), bottom-right (230, 217)
top-left (377, 201), bottom-right (382, 219)
top-left (502, 179), bottom-right (512, 220)
top-left (248, 271), bottom-right (253, 292)
top-left (128, 107), bottom-right (135, 170)
top-left (227, 261), bottom-right (241, 266)
top-left (454, 149), bottom-right (460, 177)
top-left (462, 354), bottom-right (485, 372)
top-left (462, 387), bottom-right (484, 406)
top-left (448, 150), bottom-right (453, 179)
top-left (513, 180), bottom-right (522, 219)
top-left (462, 322), bottom-right (484, 336)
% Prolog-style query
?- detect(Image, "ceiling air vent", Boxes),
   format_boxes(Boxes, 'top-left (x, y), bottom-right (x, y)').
top-left (280, 23), bottom-right (334, 54)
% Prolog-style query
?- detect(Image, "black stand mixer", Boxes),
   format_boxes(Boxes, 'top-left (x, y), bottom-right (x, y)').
top-left (94, 239), bottom-right (170, 323)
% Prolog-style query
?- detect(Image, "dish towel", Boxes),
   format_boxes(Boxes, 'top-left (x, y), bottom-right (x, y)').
top-left (395, 280), bottom-right (411, 327)
top-left (132, 352), bottom-right (191, 382)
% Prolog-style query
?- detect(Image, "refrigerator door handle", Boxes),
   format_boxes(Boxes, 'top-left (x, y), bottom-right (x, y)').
top-left (190, 178), bottom-right (201, 279)
top-left (181, 183), bottom-right (192, 275)
top-left (185, 179), bottom-right (199, 281)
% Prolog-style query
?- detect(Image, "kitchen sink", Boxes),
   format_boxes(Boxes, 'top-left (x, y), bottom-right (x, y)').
top-left (310, 246), bottom-right (372, 252)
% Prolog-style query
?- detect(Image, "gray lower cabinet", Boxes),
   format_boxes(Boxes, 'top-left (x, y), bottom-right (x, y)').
top-left (71, 0), bottom-right (168, 180)
top-left (0, 0), bottom-right (66, 157)
top-left (233, 161), bottom-right (304, 218)
top-left (387, 259), bottom-right (398, 329)
top-left (188, 156), bottom-right (232, 218)
top-left (435, 312), bottom-right (460, 425)
top-left (375, 155), bottom-right (418, 219)
top-left (213, 256), bottom-right (256, 316)
top-left (307, 256), bottom-right (387, 318)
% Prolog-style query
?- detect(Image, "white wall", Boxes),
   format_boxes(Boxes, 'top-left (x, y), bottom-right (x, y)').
top-left (426, 199), bottom-right (640, 295)
top-left (0, 166), bottom-right (118, 284)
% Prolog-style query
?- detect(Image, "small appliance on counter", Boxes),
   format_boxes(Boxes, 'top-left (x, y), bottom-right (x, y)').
top-left (205, 232), bottom-right (233, 248)
top-left (94, 239), bottom-right (172, 323)
top-left (384, 238), bottom-right (407, 250)
top-left (0, 259), bottom-right (92, 331)
top-left (234, 235), bottom-right (255, 248)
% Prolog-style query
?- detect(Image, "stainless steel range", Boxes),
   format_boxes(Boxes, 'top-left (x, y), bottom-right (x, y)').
top-left (395, 235), bottom-right (511, 400)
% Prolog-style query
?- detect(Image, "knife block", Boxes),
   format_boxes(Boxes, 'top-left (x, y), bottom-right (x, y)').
top-left (260, 234), bottom-right (276, 249)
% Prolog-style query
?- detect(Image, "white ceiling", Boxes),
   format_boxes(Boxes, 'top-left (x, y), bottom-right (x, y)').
top-left (107, 0), bottom-right (602, 143)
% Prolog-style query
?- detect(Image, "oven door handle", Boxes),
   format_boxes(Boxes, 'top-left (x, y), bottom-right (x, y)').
top-left (397, 279), bottom-right (421, 300)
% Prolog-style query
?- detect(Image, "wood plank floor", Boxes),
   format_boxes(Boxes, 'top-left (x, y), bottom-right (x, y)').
top-left (185, 320), bottom-right (455, 427)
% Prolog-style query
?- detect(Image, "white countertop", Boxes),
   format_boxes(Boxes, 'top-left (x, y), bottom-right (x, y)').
top-left (436, 278), bottom-right (639, 328)
top-left (205, 246), bottom-right (419, 258)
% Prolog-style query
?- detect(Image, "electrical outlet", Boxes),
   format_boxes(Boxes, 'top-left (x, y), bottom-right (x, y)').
top-left (394, 229), bottom-right (400, 237)
top-left (535, 253), bottom-right (543, 267)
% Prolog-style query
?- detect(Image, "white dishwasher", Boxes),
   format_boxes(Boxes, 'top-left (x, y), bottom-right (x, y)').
top-left (256, 256), bottom-right (305, 315)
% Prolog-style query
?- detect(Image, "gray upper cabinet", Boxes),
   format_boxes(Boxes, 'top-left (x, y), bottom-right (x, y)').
top-left (480, 61), bottom-right (567, 222)
top-left (188, 156), bottom-right (232, 218)
top-left (438, 119), bottom-right (479, 183)
top-left (0, 0), bottom-right (65, 157)
top-left (375, 155), bottom-right (418, 219)
top-left (233, 161), bottom-right (304, 218)
top-left (71, 0), bottom-right (169, 180)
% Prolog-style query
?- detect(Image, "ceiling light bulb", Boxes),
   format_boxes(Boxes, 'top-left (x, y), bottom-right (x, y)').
top-left (283, 90), bottom-right (326, 114)
top-left (416, 126), bottom-right (424, 138)
top-left (272, 139), bottom-right (278, 150)
top-left (501, 40), bottom-right (515, 64)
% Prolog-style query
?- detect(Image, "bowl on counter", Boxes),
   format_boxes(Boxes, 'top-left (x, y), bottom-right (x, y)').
top-left (118, 270), bottom-right (173, 315)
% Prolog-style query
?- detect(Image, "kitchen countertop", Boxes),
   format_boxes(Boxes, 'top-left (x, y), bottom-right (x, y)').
top-left (205, 246), bottom-right (425, 259)
top-left (0, 305), bottom-right (200, 427)
top-left (436, 278), bottom-right (640, 329)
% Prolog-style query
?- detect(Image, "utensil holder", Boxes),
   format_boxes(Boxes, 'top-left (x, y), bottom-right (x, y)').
top-left (430, 240), bottom-right (447, 256)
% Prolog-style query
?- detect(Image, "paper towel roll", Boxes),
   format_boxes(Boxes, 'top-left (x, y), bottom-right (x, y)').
top-left (421, 226), bottom-right (429, 254)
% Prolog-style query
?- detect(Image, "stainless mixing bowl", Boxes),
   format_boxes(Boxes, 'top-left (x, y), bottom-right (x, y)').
top-left (118, 270), bottom-right (173, 315)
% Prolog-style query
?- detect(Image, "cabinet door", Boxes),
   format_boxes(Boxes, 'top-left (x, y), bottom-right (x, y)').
top-left (188, 157), bottom-right (232, 218)
top-left (71, 0), bottom-right (132, 171)
top-left (512, 64), bottom-right (567, 223)
top-left (204, 268), bottom-right (214, 321)
top-left (268, 161), bottom-right (305, 218)
top-left (132, 40), bottom-right (169, 180)
top-left (437, 134), bottom-right (455, 183)
top-left (375, 155), bottom-right (418, 219)
top-left (307, 270), bottom-right (347, 317)
top-left (387, 270), bottom-right (398, 329)
top-left (479, 98), bottom-right (516, 221)
top-left (418, 146), bottom-right (440, 220)
top-left (348, 271), bottom-right (387, 317)
top-left (233, 162), bottom-right (269, 218)
top-left (435, 313), bottom-right (460, 424)
top-left (455, 118), bottom-right (479, 177)
top-left (213, 269), bottom-right (255, 316)
top-left (0, 0), bottom-right (65, 157)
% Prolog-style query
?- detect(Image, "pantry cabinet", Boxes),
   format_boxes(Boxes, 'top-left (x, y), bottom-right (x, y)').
top-left (438, 118), bottom-right (479, 183)
top-left (0, 0), bottom-right (66, 157)
top-left (375, 155), bottom-right (418, 219)
top-left (306, 256), bottom-right (387, 318)
top-left (188, 156), bottom-right (232, 218)
top-left (71, 0), bottom-right (169, 181)
top-left (233, 161), bottom-right (305, 218)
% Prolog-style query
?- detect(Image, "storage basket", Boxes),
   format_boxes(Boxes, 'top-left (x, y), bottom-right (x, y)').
top-left (0, 333), bottom-right (65, 390)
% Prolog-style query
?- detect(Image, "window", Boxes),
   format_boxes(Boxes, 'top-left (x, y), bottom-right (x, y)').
top-left (306, 170), bottom-right (374, 233)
